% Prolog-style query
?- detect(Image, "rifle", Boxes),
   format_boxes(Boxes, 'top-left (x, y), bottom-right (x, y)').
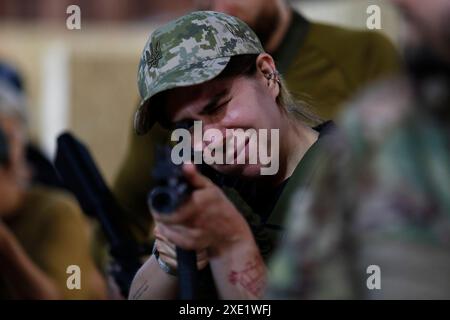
top-left (54, 132), bottom-right (142, 298)
top-left (147, 146), bottom-right (198, 300)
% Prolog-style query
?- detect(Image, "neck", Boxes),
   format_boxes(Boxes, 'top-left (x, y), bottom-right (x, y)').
top-left (271, 118), bottom-right (318, 186)
top-left (265, 1), bottom-right (293, 54)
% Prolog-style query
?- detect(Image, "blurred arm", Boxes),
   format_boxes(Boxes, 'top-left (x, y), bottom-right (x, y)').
top-left (0, 222), bottom-right (61, 299)
top-left (128, 255), bottom-right (178, 300)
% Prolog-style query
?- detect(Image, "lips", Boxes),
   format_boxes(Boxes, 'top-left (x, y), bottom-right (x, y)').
top-left (230, 136), bottom-right (249, 163)
top-left (203, 131), bottom-right (252, 164)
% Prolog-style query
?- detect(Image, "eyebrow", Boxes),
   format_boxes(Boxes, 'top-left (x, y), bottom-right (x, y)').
top-left (199, 89), bottom-right (229, 115)
top-left (168, 88), bottom-right (230, 130)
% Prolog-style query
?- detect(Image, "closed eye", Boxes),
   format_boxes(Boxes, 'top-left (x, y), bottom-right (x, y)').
top-left (200, 98), bottom-right (230, 116)
top-left (170, 90), bottom-right (229, 130)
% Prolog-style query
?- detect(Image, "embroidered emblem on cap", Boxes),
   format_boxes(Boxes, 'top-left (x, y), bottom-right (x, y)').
top-left (225, 24), bottom-right (247, 39)
top-left (145, 41), bottom-right (162, 69)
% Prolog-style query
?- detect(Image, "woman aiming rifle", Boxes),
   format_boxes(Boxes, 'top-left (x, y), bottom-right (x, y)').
top-left (129, 11), bottom-right (331, 300)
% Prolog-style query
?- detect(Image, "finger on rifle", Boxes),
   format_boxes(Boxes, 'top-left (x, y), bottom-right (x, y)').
top-left (197, 250), bottom-right (208, 262)
top-left (156, 238), bottom-right (177, 257)
top-left (155, 225), bottom-right (176, 249)
top-left (158, 224), bottom-right (206, 251)
top-left (196, 250), bottom-right (209, 270)
top-left (158, 252), bottom-right (178, 270)
top-left (153, 199), bottom-right (197, 225)
top-left (182, 163), bottom-right (212, 189)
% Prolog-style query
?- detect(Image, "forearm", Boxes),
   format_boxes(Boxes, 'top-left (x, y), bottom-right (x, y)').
top-left (0, 237), bottom-right (61, 300)
top-left (209, 238), bottom-right (267, 300)
top-left (129, 255), bottom-right (178, 300)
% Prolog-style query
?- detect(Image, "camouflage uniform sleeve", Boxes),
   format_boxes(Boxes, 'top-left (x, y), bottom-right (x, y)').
top-left (268, 79), bottom-right (450, 299)
top-left (266, 130), bottom-right (359, 299)
top-left (266, 85), bottom-right (391, 299)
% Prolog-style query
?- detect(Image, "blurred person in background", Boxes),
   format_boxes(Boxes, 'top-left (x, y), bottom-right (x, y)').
top-left (0, 63), bottom-right (64, 189)
top-left (268, 0), bottom-right (450, 299)
top-left (0, 65), bottom-right (107, 299)
top-left (112, 0), bottom-right (402, 264)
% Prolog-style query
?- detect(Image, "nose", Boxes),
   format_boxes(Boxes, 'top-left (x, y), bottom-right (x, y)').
top-left (197, 122), bottom-right (226, 151)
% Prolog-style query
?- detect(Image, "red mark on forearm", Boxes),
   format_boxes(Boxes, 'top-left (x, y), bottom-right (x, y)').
top-left (228, 256), bottom-right (266, 297)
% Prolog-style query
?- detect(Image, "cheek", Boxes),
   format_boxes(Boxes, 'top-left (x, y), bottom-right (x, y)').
top-left (222, 105), bottom-right (243, 126)
top-left (225, 102), bottom-right (277, 133)
top-left (217, 78), bottom-right (281, 131)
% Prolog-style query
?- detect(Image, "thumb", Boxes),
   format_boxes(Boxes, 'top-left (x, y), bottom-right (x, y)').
top-left (182, 163), bottom-right (212, 189)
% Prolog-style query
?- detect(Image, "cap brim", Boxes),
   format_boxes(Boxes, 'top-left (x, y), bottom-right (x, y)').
top-left (134, 56), bottom-right (231, 135)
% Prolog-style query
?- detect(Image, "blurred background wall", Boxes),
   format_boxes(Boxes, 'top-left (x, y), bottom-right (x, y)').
top-left (0, 0), bottom-right (401, 184)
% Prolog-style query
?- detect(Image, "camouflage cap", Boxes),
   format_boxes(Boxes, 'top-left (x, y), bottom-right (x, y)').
top-left (134, 11), bottom-right (264, 135)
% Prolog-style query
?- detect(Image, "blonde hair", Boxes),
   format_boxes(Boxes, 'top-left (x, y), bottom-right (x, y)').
top-left (276, 75), bottom-right (322, 127)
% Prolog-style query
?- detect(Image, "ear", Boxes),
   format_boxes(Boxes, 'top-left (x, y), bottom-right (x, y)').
top-left (255, 53), bottom-right (280, 100)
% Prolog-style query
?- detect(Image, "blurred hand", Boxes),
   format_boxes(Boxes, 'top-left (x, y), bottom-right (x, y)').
top-left (154, 223), bottom-right (209, 271)
top-left (151, 163), bottom-right (253, 257)
top-left (0, 221), bottom-right (15, 260)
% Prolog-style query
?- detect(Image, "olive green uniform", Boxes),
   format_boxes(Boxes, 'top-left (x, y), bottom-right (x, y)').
top-left (277, 12), bottom-right (400, 120)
